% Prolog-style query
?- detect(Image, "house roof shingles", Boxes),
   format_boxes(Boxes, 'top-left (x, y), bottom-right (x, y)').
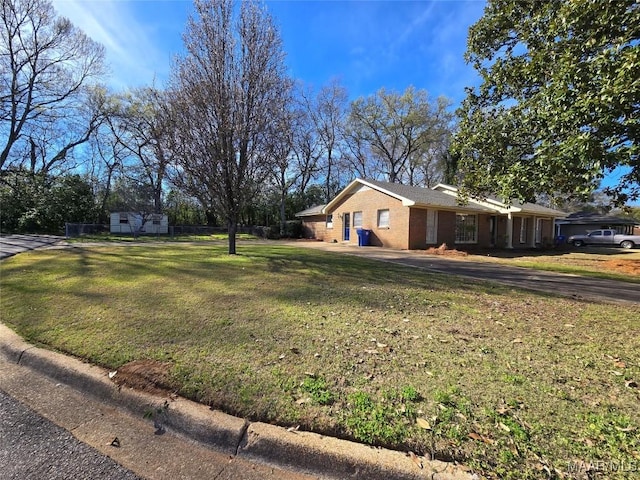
top-left (295, 204), bottom-right (326, 217)
top-left (324, 178), bottom-right (492, 213)
top-left (363, 179), bottom-right (490, 211)
top-left (296, 178), bottom-right (566, 218)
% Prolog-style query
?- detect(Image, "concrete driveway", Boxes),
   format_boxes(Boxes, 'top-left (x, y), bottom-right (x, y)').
top-left (285, 241), bottom-right (640, 306)
top-left (0, 234), bottom-right (65, 260)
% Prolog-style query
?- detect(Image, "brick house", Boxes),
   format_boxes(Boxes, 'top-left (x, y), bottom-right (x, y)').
top-left (296, 178), bottom-right (566, 250)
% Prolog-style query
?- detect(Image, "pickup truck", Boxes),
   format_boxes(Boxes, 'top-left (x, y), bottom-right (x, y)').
top-left (567, 229), bottom-right (640, 249)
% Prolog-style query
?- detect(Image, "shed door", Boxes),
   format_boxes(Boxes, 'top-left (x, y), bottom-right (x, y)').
top-left (343, 213), bottom-right (350, 241)
top-left (426, 210), bottom-right (438, 244)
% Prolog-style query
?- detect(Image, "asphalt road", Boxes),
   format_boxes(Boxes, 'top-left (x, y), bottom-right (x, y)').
top-left (0, 234), bottom-right (64, 260)
top-left (0, 389), bottom-right (141, 480)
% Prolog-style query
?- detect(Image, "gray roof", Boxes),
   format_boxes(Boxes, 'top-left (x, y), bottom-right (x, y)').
top-left (295, 204), bottom-right (326, 217)
top-left (510, 199), bottom-right (567, 217)
top-left (362, 179), bottom-right (491, 212)
top-left (557, 214), bottom-right (638, 225)
top-left (307, 178), bottom-right (566, 218)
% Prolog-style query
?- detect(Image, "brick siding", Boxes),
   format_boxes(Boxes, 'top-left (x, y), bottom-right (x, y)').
top-left (301, 214), bottom-right (327, 240)
top-left (301, 185), bottom-right (559, 250)
top-left (324, 186), bottom-right (410, 248)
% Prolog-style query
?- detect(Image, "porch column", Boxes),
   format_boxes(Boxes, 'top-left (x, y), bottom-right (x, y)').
top-left (530, 216), bottom-right (537, 248)
top-left (506, 212), bottom-right (514, 249)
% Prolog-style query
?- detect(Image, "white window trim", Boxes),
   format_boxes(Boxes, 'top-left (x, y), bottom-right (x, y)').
top-left (519, 217), bottom-right (527, 243)
top-left (353, 211), bottom-right (363, 228)
top-left (455, 213), bottom-right (478, 244)
top-left (326, 214), bottom-right (333, 229)
top-left (377, 209), bottom-right (390, 228)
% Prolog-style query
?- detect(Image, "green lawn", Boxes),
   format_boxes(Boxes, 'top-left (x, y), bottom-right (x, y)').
top-left (1, 244), bottom-right (639, 479)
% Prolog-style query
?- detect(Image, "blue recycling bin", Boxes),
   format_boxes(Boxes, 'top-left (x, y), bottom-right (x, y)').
top-left (357, 229), bottom-right (371, 246)
top-left (554, 235), bottom-right (566, 246)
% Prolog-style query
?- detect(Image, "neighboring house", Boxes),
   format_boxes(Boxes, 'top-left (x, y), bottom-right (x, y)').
top-left (110, 212), bottom-right (169, 235)
top-left (296, 204), bottom-right (327, 240)
top-left (296, 178), bottom-right (566, 250)
top-left (555, 212), bottom-right (640, 237)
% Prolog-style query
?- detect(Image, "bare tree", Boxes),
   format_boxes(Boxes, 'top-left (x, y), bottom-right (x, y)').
top-left (87, 106), bottom-right (127, 222)
top-left (301, 80), bottom-right (348, 202)
top-left (1, 0), bottom-right (106, 173)
top-left (346, 86), bottom-right (453, 185)
top-left (267, 100), bottom-right (295, 237)
top-left (290, 94), bottom-right (322, 196)
top-left (168, 0), bottom-right (291, 254)
top-left (107, 87), bottom-right (172, 214)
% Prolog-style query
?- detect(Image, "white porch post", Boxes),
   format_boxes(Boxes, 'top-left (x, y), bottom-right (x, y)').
top-left (506, 212), bottom-right (514, 249)
top-left (530, 216), bottom-right (537, 248)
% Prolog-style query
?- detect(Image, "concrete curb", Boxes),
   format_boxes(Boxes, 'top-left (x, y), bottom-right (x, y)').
top-left (0, 324), bottom-right (477, 480)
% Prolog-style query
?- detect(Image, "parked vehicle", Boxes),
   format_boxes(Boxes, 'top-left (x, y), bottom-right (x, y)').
top-left (567, 229), bottom-right (640, 249)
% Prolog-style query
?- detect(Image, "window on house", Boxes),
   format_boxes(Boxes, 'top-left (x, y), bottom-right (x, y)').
top-left (519, 218), bottom-right (527, 243)
top-left (119, 214), bottom-right (129, 224)
top-left (153, 219), bottom-right (161, 225)
top-left (455, 214), bottom-right (477, 243)
top-left (353, 211), bottom-right (363, 228)
top-left (377, 209), bottom-right (390, 228)
top-left (326, 214), bottom-right (333, 229)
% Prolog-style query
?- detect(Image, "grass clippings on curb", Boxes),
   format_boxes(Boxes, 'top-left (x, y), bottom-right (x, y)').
top-left (1, 244), bottom-right (639, 479)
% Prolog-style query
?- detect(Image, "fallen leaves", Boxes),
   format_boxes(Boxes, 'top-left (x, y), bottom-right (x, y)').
top-left (498, 422), bottom-right (511, 432)
top-left (468, 432), bottom-right (494, 444)
top-left (416, 417), bottom-right (432, 430)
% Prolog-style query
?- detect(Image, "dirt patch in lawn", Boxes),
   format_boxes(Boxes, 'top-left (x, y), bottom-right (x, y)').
top-left (111, 360), bottom-right (174, 395)
top-left (602, 259), bottom-right (640, 275)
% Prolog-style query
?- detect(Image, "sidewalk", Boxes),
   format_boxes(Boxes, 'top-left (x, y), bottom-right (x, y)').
top-left (0, 324), bottom-right (476, 480)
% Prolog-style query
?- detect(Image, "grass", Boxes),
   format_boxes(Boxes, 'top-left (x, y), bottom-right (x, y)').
top-left (66, 233), bottom-right (260, 243)
top-left (1, 244), bottom-right (639, 479)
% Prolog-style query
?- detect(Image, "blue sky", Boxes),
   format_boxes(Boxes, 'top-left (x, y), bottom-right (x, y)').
top-left (50, 0), bottom-right (635, 204)
top-left (51, 0), bottom-right (486, 104)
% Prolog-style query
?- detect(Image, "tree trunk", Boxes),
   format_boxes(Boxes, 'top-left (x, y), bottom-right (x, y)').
top-left (280, 189), bottom-right (287, 237)
top-left (227, 217), bottom-right (237, 255)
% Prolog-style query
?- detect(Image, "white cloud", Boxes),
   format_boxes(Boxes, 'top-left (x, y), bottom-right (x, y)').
top-left (51, 0), bottom-right (183, 90)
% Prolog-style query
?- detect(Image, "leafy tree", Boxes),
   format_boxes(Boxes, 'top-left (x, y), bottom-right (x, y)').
top-left (1, 0), bottom-right (107, 173)
top-left (168, 0), bottom-right (291, 254)
top-left (164, 189), bottom-right (207, 226)
top-left (0, 170), bottom-right (96, 233)
top-left (454, 0), bottom-right (639, 206)
top-left (104, 176), bottom-right (156, 215)
top-left (346, 86), bottom-right (454, 186)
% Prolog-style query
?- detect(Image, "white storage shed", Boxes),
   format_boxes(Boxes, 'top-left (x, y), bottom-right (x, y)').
top-left (110, 212), bottom-right (169, 235)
